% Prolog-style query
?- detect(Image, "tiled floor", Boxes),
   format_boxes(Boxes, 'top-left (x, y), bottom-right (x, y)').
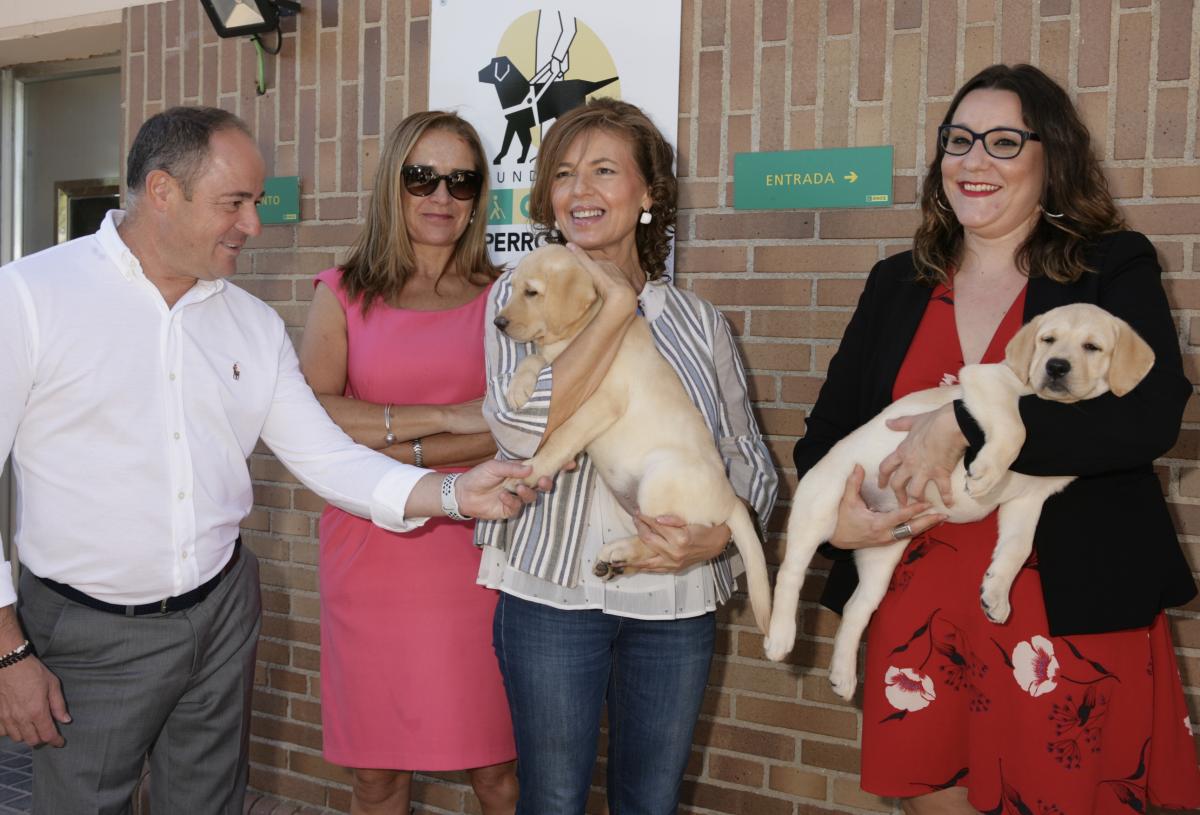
top-left (0, 739), bottom-right (31, 814)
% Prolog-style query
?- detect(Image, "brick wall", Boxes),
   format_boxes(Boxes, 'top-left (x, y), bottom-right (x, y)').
top-left (120, 1), bottom-right (1200, 812)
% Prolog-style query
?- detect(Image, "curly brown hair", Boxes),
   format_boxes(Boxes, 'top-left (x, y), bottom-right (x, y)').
top-left (339, 111), bottom-right (501, 314)
top-left (914, 64), bottom-right (1124, 286)
top-left (527, 97), bottom-right (677, 280)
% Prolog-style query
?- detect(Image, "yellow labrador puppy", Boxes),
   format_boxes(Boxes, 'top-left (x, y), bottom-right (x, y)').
top-left (764, 303), bottom-right (1154, 700)
top-left (493, 244), bottom-right (772, 634)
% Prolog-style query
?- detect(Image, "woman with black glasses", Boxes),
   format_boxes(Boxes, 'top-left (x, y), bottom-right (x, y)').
top-left (798, 64), bottom-right (1200, 814)
top-left (299, 111), bottom-right (516, 814)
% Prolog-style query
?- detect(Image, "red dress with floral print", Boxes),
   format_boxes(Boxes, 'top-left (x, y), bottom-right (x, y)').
top-left (860, 283), bottom-right (1200, 814)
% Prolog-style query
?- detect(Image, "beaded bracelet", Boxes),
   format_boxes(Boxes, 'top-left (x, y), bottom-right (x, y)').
top-left (0, 641), bottom-right (32, 670)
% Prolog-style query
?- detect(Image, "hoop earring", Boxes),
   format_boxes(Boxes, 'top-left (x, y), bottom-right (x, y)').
top-left (639, 210), bottom-right (653, 225)
top-left (1042, 208), bottom-right (1064, 219)
top-left (933, 190), bottom-right (953, 213)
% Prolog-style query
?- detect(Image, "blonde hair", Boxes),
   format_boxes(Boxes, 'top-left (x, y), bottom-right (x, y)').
top-left (339, 111), bottom-right (500, 312)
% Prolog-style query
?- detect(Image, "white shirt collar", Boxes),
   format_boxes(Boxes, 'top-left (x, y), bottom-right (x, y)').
top-left (94, 209), bottom-right (225, 300)
top-left (638, 277), bottom-right (670, 320)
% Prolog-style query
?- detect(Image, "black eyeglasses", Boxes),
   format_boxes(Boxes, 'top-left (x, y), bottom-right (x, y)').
top-left (401, 165), bottom-right (483, 200)
top-left (938, 125), bottom-right (1041, 159)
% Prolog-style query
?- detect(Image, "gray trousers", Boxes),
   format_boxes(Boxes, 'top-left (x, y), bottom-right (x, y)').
top-left (18, 549), bottom-right (261, 815)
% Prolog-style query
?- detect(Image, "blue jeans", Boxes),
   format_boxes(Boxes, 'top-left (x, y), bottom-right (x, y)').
top-left (493, 593), bottom-right (715, 815)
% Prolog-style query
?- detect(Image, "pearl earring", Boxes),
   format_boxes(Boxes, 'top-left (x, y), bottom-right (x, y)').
top-left (639, 210), bottom-right (653, 225)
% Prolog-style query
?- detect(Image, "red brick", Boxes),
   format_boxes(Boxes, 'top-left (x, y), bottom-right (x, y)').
top-left (756, 244), bottom-right (877, 273)
top-left (1154, 87), bottom-right (1189, 159)
top-left (823, 39), bottom-right (852, 147)
top-left (707, 752), bottom-right (765, 786)
top-left (925, 1), bottom-right (958, 97)
top-left (737, 696), bottom-right (858, 739)
top-left (700, 0), bottom-right (725, 46)
top-left (1077, 0), bottom-right (1112, 87)
top-left (692, 279), bottom-right (812, 306)
top-left (696, 51), bottom-right (724, 177)
top-left (727, 114), bottom-right (752, 176)
top-left (801, 738), bottom-right (861, 773)
top-left (1001, 0), bottom-right (1034, 64)
top-left (826, 0), bottom-right (853, 35)
top-left (680, 780), bottom-right (793, 815)
top-left (742, 342), bottom-right (814, 373)
top-left (857, 0), bottom-right (886, 101)
top-left (1123, 204), bottom-right (1200, 236)
top-left (1153, 167), bottom-right (1200, 199)
top-left (791, 1), bottom-right (819, 106)
top-left (1038, 19), bottom-right (1070, 88)
top-left (753, 309), bottom-right (851, 340)
top-left (762, 0), bottom-right (788, 41)
top-left (1114, 12), bottom-right (1152, 160)
top-left (728, 5), bottom-right (754, 111)
top-left (760, 46), bottom-right (787, 151)
top-left (695, 212), bottom-right (815, 240)
top-left (894, 0), bottom-right (921, 29)
top-left (1157, 0), bottom-right (1195, 80)
top-left (769, 765), bottom-right (828, 798)
top-left (963, 25), bottom-right (994, 82)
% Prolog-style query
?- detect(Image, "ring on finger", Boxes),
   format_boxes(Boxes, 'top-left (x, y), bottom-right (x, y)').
top-left (890, 522), bottom-right (914, 541)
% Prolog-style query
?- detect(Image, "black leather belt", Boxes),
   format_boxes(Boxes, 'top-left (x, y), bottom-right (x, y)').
top-left (35, 538), bottom-right (242, 617)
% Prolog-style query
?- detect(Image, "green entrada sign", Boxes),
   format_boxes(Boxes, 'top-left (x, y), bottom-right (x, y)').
top-left (734, 146), bottom-right (894, 210)
top-left (257, 176), bottom-right (300, 224)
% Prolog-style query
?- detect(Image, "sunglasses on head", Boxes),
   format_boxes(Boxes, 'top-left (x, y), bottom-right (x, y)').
top-left (401, 164), bottom-right (483, 200)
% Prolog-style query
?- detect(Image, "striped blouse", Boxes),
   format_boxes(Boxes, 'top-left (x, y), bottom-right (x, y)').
top-left (474, 271), bottom-right (778, 615)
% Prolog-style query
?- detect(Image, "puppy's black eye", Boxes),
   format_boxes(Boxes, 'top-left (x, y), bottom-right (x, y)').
top-left (1040, 335), bottom-right (1055, 344)
top-left (524, 288), bottom-right (538, 298)
top-left (1083, 342), bottom-right (1101, 352)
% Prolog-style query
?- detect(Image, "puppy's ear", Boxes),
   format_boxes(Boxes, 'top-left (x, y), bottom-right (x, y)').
top-left (1004, 315), bottom-right (1040, 385)
top-left (1107, 319), bottom-right (1155, 397)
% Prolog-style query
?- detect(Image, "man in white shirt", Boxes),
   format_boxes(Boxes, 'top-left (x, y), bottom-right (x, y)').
top-left (0, 106), bottom-right (536, 814)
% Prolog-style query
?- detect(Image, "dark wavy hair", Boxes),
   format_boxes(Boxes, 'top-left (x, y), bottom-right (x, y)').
top-left (913, 64), bottom-right (1124, 286)
top-left (339, 110), bottom-right (500, 314)
top-left (528, 97), bottom-right (677, 280)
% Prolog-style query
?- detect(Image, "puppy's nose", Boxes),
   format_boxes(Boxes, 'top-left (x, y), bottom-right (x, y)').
top-left (1045, 358), bottom-right (1070, 379)
top-left (493, 315), bottom-right (510, 331)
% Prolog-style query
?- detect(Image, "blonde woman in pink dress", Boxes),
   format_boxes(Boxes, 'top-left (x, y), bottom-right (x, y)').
top-left (299, 111), bottom-right (515, 814)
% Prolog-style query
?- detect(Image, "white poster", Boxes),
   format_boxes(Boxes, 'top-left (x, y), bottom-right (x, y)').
top-left (429, 0), bottom-right (682, 269)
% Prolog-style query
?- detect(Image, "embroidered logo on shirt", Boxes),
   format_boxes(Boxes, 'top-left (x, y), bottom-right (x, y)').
top-left (940, 372), bottom-right (958, 387)
top-left (232, 363), bottom-right (241, 381)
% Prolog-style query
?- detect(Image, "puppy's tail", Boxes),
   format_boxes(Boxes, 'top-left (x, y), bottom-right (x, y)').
top-left (728, 502), bottom-right (772, 635)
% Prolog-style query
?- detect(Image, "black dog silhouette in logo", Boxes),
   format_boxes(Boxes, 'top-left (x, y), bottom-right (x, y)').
top-left (478, 56), bottom-right (618, 164)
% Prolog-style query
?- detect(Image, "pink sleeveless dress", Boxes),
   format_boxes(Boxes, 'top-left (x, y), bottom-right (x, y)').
top-left (314, 268), bottom-right (514, 770)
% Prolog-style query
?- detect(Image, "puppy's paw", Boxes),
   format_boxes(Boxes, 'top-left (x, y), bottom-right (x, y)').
top-left (979, 576), bottom-right (1012, 624)
top-left (965, 459), bottom-right (1003, 498)
top-left (828, 660), bottom-right (858, 701)
top-left (505, 377), bottom-right (536, 410)
top-left (763, 620), bottom-right (796, 662)
top-left (592, 560), bottom-right (626, 580)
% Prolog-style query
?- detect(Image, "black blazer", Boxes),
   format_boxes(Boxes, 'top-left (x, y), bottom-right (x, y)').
top-left (798, 230), bottom-right (1197, 636)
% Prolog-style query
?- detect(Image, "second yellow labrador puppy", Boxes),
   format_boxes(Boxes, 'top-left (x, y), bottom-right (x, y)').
top-left (764, 303), bottom-right (1155, 700)
top-left (493, 244), bottom-right (772, 634)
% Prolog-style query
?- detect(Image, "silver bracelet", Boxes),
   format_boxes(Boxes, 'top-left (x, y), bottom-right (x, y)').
top-left (440, 473), bottom-right (471, 521)
top-left (412, 437), bottom-right (424, 468)
top-left (383, 403), bottom-right (396, 446)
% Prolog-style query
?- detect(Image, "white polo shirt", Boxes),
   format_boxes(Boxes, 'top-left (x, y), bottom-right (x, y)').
top-left (0, 210), bottom-right (428, 606)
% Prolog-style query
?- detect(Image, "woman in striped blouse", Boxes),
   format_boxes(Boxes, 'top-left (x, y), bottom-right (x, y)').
top-left (475, 97), bottom-right (778, 814)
